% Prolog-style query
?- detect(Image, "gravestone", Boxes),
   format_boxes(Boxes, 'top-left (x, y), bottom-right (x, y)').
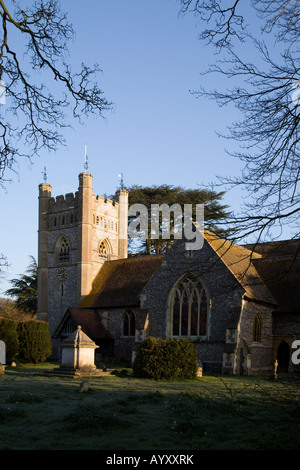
top-left (0, 340), bottom-right (6, 375)
top-left (60, 325), bottom-right (99, 372)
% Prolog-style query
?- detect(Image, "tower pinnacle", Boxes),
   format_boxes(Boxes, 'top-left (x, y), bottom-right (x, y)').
top-left (118, 172), bottom-right (125, 190)
top-left (83, 144), bottom-right (89, 173)
top-left (42, 166), bottom-right (47, 183)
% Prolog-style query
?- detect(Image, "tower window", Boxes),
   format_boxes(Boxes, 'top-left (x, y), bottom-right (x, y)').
top-left (58, 237), bottom-right (70, 263)
top-left (98, 240), bottom-right (109, 260)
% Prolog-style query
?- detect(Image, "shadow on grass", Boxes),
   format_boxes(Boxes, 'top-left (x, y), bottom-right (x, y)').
top-left (0, 363), bottom-right (299, 450)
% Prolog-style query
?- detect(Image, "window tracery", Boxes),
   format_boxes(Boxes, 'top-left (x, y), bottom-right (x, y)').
top-left (122, 310), bottom-right (135, 337)
top-left (171, 273), bottom-right (208, 337)
top-left (98, 239), bottom-right (109, 259)
top-left (56, 236), bottom-right (70, 263)
top-left (253, 315), bottom-right (262, 342)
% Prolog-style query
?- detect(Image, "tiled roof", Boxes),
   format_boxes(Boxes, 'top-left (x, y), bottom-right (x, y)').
top-left (53, 308), bottom-right (113, 339)
top-left (204, 231), bottom-right (300, 310)
top-left (79, 231), bottom-right (299, 312)
top-left (204, 231), bottom-right (277, 305)
top-left (79, 255), bottom-right (165, 308)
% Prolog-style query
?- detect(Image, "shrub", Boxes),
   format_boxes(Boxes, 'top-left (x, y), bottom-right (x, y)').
top-left (0, 318), bottom-right (19, 364)
top-left (132, 337), bottom-right (198, 380)
top-left (17, 320), bottom-right (52, 363)
top-left (132, 337), bottom-right (164, 379)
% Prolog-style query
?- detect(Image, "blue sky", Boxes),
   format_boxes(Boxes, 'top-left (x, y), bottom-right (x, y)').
top-left (0, 1), bottom-right (292, 296)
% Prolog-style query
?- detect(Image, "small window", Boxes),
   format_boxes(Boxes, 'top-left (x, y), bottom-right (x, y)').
top-left (122, 310), bottom-right (135, 337)
top-left (58, 237), bottom-right (70, 263)
top-left (98, 240), bottom-right (109, 259)
top-left (253, 315), bottom-right (262, 342)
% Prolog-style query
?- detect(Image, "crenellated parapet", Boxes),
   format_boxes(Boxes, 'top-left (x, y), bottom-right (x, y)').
top-left (37, 169), bottom-right (129, 343)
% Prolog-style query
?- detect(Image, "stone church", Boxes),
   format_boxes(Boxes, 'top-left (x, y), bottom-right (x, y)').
top-left (37, 171), bottom-right (300, 376)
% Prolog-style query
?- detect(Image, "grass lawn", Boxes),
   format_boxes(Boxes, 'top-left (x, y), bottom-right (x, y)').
top-left (0, 362), bottom-right (299, 450)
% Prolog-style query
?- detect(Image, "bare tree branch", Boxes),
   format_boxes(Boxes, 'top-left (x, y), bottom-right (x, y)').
top-left (0, 0), bottom-right (112, 186)
top-left (180, 0), bottom-right (300, 241)
top-left (179, 0), bottom-right (245, 49)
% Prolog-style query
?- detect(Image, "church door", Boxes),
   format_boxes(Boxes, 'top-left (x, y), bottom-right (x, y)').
top-left (277, 341), bottom-right (290, 373)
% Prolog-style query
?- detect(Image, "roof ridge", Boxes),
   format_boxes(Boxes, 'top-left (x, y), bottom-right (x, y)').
top-left (106, 254), bottom-right (165, 264)
top-left (203, 230), bottom-right (277, 305)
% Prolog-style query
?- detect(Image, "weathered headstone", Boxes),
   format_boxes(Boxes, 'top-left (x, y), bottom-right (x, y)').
top-left (0, 340), bottom-right (6, 375)
top-left (79, 380), bottom-right (90, 393)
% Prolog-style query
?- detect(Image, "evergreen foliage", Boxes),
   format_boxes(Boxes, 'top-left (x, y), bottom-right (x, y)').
top-left (112, 184), bottom-right (231, 256)
top-left (0, 318), bottom-right (51, 364)
top-left (18, 321), bottom-right (52, 363)
top-left (132, 337), bottom-right (198, 380)
top-left (0, 318), bottom-right (19, 363)
top-left (4, 256), bottom-right (37, 315)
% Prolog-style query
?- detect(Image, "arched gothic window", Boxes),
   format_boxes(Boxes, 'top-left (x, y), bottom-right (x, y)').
top-left (252, 315), bottom-right (262, 342)
top-left (171, 273), bottom-right (208, 337)
top-left (98, 239), bottom-right (109, 260)
top-left (57, 237), bottom-right (70, 263)
top-left (122, 310), bottom-right (135, 337)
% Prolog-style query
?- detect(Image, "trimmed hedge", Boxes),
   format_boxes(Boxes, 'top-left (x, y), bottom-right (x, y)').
top-left (0, 318), bottom-right (19, 364)
top-left (132, 337), bottom-right (198, 380)
top-left (0, 318), bottom-right (51, 364)
top-left (18, 321), bottom-right (52, 363)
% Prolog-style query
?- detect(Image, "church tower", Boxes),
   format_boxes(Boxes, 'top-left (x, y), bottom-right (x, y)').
top-left (37, 169), bottom-right (129, 339)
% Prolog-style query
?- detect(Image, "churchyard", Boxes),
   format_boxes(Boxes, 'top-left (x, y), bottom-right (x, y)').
top-left (0, 362), bottom-right (299, 450)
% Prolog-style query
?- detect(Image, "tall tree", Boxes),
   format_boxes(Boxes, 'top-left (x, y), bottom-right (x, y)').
top-left (4, 256), bottom-right (37, 315)
top-left (0, 253), bottom-right (8, 271)
top-left (179, 0), bottom-right (300, 243)
top-left (126, 184), bottom-right (231, 255)
top-left (0, 0), bottom-right (111, 186)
